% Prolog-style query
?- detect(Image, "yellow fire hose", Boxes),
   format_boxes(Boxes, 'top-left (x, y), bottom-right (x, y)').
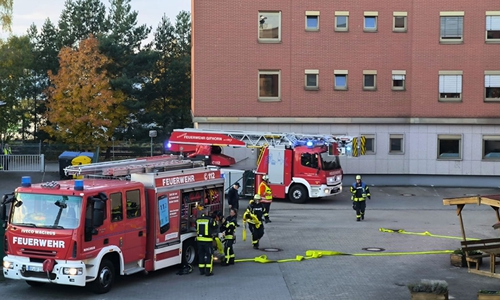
top-left (232, 228), bottom-right (470, 264)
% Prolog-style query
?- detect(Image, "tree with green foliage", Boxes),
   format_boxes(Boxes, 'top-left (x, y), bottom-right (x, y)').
top-left (0, 0), bottom-right (12, 32)
top-left (145, 11), bottom-right (192, 140)
top-left (43, 36), bottom-right (127, 149)
top-left (0, 35), bottom-right (34, 141)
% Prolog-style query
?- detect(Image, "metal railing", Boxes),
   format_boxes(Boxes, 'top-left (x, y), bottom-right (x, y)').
top-left (0, 155), bottom-right (45, 172)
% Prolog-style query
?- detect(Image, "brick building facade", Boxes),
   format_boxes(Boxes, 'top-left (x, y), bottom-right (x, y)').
top-left (191, 0), bottom-right (500, 183)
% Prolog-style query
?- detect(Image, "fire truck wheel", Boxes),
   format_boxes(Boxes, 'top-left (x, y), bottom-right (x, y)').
top-left (182, 239), bottom-right (197, 265)
top-left (89, 259), bottom-right (115, 294)
top-left (288, 185), bottom-right (308, 204)
top-left (25, 280), bottom-right (46, 287)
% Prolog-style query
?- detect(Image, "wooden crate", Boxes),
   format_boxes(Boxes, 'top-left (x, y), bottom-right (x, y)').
top-left (478, 292), bottom-right (500, 300)
top-left (411, 292), bottom-right (449, 300)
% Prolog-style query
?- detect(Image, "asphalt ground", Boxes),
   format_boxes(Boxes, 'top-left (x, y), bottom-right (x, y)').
top-left (1, 168), bottom-right (500, 299)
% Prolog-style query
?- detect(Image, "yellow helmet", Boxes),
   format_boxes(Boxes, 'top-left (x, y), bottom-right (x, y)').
top-left (253, 194), bottom-right (261, 201)
top-left (356, 175), bottom-right (362, 180)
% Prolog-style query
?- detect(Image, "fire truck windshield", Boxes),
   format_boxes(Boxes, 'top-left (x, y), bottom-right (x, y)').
top-left (10, 193), bottom-right (82, 229)
top-left (320, 152), bottom-right (341, 171)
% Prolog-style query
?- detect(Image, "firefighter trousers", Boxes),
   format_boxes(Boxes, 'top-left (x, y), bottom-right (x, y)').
top-left (248, 223), bottom-right (264, 247)
top-left (353, 200), bottom-right (366, 219)
top-left (262, 202), bottom-right (271, 215)
top-left (197, 241), bottom-right (214, 274)
top-left (223, 239), bottom-right (235, 265)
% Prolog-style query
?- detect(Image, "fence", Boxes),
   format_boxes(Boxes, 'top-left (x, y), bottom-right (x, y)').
top-left (0, 155), bottom-right (45, 172)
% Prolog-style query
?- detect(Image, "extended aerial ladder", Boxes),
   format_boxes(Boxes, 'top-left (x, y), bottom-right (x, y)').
top-left (64, 155), bottom-right (205, 178)
top-left (169, 128), bottom-right (366, 156)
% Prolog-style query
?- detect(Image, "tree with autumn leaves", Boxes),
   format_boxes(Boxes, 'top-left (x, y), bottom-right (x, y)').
top-left (43, 36), bottom-right (126, 149)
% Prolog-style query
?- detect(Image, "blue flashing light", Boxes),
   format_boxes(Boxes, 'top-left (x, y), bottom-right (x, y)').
top-left (306, 141), bottom-right (314, 148)
top-left (74, 180), bottom-right (84, 191)
top-left (346, 146), bottom-right (352, 151)
top-left (21, 176), bottom-right (31, 187)
top-left (167, 142), bottom-right (171, 148)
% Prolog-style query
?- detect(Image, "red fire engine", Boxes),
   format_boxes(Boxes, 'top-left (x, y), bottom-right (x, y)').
top-left (1, 155), bottom-right (224, 293)
top-left (168, 129), bottom-right (363, 203)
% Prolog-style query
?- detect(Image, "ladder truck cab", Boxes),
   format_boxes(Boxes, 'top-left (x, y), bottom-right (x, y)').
top-left (1, 155), bottom-right (224, 293)
top-left (168, 129), bottom-right (362, 204)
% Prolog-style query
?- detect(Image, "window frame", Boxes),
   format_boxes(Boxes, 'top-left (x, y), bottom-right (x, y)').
top-left (334, 70), bottom-right (348, 90)
top-left (363, 70), bottom-right (377, 90)
top-left (483, 135), bottom-right (500, 160)
top-left (484, 71), bottom-right (500, 102)
top-left (126, 189), bottom-right (141, 219)
top-left (258, 11), bottom-right (282, 43)
top-left (258, 70), bottom-right (281, 102)
top-left (364, 11), bottom-right (378, 32)
top-left (305, 11), bottom-right (320, 31)
top-left (304, 69), bottom-right (319, 90)
top-left (438, 71), bottom-right (463, 102)
top-left (110, 192), bottom-right (123, 222)
top-left (393, 12), bottom-right (408, 32)
top-left (486, 12), bottom-right (500, 43)
top-left (389, 134), bottom-right (404, 154)
top-left (392, 70), bottom-right (406, 91)
top-left (439, 12), bottom-right (464, 44)
top-left (437, 134), bottom-right (462, 160)
top-left (361, 134), bottom-right (376, 154)
top-left (335, 11), bottom-right (349, 32)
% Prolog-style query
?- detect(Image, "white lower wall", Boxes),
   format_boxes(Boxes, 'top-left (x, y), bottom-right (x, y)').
top-left (198, 123), bottom-right (500, 176)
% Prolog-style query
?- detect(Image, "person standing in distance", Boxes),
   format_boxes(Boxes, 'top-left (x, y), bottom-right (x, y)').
top-left (258, 175), bottom-right (272, 223)
top-left (350, 175), bottom-right (371, 221)
top-left (227, 182), bottom-right (240, 226)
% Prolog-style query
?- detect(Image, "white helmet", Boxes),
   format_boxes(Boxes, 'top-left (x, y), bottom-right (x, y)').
top-left (356, 175), bottom-right (362, 180)
top-left (262, 175), bottom-right (269, 181)
top-left (253, 194), bottom-right (261, 201)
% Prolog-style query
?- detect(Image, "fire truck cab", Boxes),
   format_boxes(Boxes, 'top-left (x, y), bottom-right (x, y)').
top-left (168, 129), bottom-right (363, 203)
top-left (1, 155), bottom-right (224, 293)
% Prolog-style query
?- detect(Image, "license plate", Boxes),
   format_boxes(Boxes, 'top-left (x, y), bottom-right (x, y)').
top-left (27, 265), bottom-right (43, 272)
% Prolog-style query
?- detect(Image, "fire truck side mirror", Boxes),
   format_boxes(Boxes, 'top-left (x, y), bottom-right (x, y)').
top-left (92, 200), bottom-right (105, 228)
top-left (0, 203), bottom-right (6, 224)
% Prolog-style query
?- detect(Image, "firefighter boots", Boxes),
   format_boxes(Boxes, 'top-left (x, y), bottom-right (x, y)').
top-left (356, 217), bottom-right (360, 222)
top-left (199, 268), bottom-right (205, 275)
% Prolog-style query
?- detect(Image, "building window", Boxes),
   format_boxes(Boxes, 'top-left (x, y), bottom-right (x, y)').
top-left (306, 11), bottom-right (320, 31)
top-left (439, 71), bottom-right (462, 101)
top-left (392, 70), bottom-right (406, 90)
top-left (305, 69), bottom-right (319, 90)
top-left (440, 12), bottom-right (464, 43)
top-left (438, 134), bottom-right (462, 160)
top-left (361, 134), bottom-right (375, 154)
top-left (393, 12), bottom-right (407, 32)
top-left (483, 136), bottom-right (500, 159)
top-left (389, 134), bottom-right (404, 154)
top-left (259, 70), bottom-right (281, 101)
top-left (335, 11), bottom-right (349, 31)
top-left (334, 70), bottom-right (348, 90)
top-left (259, 11), bottom-right (281, 42)
top-left (363, 70), bottom-right (377, 90)
top-left (485, 72), bottom-right (500, 101)
top-left (486, 13), bottom-right (500, 42)
top-left (126, 189), bottom-right (141, 219)
top-left (364, 12), bottom-right (378, 32)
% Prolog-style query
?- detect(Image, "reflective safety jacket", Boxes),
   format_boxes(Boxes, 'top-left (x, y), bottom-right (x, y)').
top-left (350, 182), bottom-right (370, 202)
top-left (221, 215), bottom-right (236, 240)
top-left (3, 147), bottom-right (11, 155)
top-left (196, 214), bottom-right (217, 242)
top-left (243, 203), bottom-right (268, 228)
top-left (258, 182), bottom-right (273, 203)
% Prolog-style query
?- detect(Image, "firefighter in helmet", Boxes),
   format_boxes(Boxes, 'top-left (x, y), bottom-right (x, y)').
top-left (220, 208), bottom-right (237, 266)
top-left (243, 194), bottom-right (268, 249)
top-left (196, 207), bottom-right (218, 276)
top-left (350, 175), bottom-right (371, 221)
top-left (258, 174), bottom-right (273, 223)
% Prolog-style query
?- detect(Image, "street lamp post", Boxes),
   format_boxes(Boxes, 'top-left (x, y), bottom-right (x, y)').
top-left (149, 130), bottom-right (157, 157)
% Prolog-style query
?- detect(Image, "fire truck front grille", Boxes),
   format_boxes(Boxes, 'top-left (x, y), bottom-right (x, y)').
top-left (21, 248), bottom-right (57, 258)
top-left (22, 271), bottom-right (57, 280)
